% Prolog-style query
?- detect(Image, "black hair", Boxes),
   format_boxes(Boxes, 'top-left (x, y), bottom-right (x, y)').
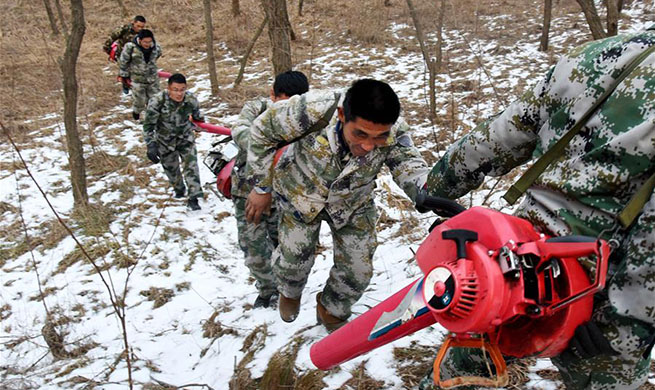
top-left (168, 73), bottom-right (187, 85)
top-left (342, 79), bottom-right (400, 125)
top-left (273, 70), bottom-right (309, 97)
top-left (138, 29), bottom-right (154, 40)
top-left (134, 15), bottom-right (146, 23)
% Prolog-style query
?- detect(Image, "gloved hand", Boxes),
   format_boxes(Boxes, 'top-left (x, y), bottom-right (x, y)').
top-left (564, 321), bottom-right (618, 360)
top-left (119, 76), bottom-right (131, 93)
top-left (146, 143), bottom-right (160, 164)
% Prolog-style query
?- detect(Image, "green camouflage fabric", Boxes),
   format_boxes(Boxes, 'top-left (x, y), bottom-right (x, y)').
top-left (231, 97), bottom-right (279, 298)
top-left (247, 89), bottom-right (429, 229)
top-left (102, 23), bottom-right (136, 56)
top-left (274, 205), bottom-right (378, 319)
top-left (144, 91), bottom-right (204, 198)
top-left (247, 88), bottom-right (429, 318)
top-left (426, 27), bottom-right (655, 389)
top-left (131, 81), bottom-right (160, 116)
top-left (231, 97), bottom-right (269, 198)
top-left (233, 197), bottom-right (279, 297)
top-left (118, 40), bottom-right (162, 84)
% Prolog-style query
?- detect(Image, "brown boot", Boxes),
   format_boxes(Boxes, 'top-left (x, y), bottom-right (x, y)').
top-left (316, 293), bottom-right (347, 333)
top-left (279, 294), bottom-right (301, 322)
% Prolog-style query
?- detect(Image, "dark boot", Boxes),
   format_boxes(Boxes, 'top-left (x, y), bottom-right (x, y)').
top-left (279, 293), bottom-right (301, 322)
top-left (174, 187), bottom-right (186, 198)
top-left (316, 293), bottom-right (347, 333)
top-left (187, 197), bottom-right (201, 211)
top-left (253, 292), bottom-right (279, 309)
top-left (132, 112), bottom-right (140, 120)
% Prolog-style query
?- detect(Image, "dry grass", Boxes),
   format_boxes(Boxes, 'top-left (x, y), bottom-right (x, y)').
top-left (229, 324), bottom-right (268, 390)
top-left (342, 361), bottom-right (387, 390)
top-left (394, 342), bottom-right (438, 389)
top-left (139, 287), bottom-right (175, 309)
top-left (259, 336), bottom-right (304, 390)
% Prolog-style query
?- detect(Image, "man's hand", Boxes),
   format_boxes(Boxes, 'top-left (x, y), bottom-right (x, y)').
top-left (146, 143), bottom-right (160, 164)
top-left (562, 321), bottom-right (618, 360)
top-left (246, 190), bottom-right (272, 224)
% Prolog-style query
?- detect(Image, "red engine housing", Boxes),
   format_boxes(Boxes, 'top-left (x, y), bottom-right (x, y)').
top-left (418, 207), bottom-right (605, 357)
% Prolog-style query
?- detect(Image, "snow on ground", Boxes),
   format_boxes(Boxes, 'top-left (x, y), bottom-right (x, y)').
top-left (1, 3), bottom-right (655, 390)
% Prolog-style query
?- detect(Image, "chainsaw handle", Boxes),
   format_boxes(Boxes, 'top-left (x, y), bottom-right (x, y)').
top-left (416, 192), bottom-right (466, 217)
top-left (433, 334), bottom-right (508, 389)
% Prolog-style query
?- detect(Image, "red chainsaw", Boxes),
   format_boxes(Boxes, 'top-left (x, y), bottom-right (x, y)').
top-left (310, 194), bottom-right (609, 388)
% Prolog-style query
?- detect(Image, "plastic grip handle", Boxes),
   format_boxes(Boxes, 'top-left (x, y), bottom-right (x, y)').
top-left (415, 192), bottom-right (466, 217)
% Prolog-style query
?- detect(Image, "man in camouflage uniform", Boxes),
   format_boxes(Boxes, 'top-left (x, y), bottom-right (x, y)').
top-left (423, 26), bottom-right (655, 389)
top-left (103, 15), bottom-right (146, 94)
top-left (232, 70), bottom-right (309, 309)
top-left (119, 29), bottom-right (162, 121)
top-left (246, 79), bottom-right (429, 331)
top-left (143, 73), bottom-right (204, 211)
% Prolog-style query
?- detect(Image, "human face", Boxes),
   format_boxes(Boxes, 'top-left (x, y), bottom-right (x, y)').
top-left (168, 82), bottom-right (186, 102)
top-left (133, 21), bottom-right (145, 33)
top-left (338, 107), bottom-right (392, 157)
top-left (139, 37), bottom-right (153, 49)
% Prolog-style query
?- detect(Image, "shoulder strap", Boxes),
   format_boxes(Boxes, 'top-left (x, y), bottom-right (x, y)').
top-left (503, 44), bottom-right (655, 206)
top-left (617, 171), bottom-right (655, 228)
top-left (278, 92), bottom-right (340, 148)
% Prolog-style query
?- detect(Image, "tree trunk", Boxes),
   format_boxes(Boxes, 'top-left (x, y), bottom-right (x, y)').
top-left (43, 0), bottom-right (60, 35)
top-left (234, 16), bottom-right (268, 86)
top-left (606, 0), bottom-right (620, 36)
top-left (576, 0), bottom-right (607, 40)
top-left (115, 0), bottom-right (128, 17)
top-left (298, 0), bottom-right (304, 16)
top-left (384, 0), bottom-right (392, 5)
top-left (54, 0), bottom-right (68, 34)
top-left (203, 0), bottom-right (219, 96)
top-left (436, 0), bottom-right (445, 72)
top-left (260, 0), bottom-right (293, 76)
top-left (540, 0), bottom-right (552, 51)
top-left (406, 0), bottom-right (436, 120)
top-left (60, 0), bottom-right (88, 207)
top-left (232, 0), bottom-right (240, 16)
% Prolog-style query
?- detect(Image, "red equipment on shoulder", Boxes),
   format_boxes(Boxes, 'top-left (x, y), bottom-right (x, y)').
top-left (310, 201), bottom-right (609, 389)
top-left (215, 146), bottom-right (288, 199)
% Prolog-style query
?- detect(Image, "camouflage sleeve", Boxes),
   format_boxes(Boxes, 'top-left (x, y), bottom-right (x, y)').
top-left (232, 99), bottom-right (268, 152)
top-left (103, 25), bottom-right (128, 54)
top-left (426, 66), bottom-right (556, 199)
top-left (385, 120), bottom-right (430, 202)
top-left (190, 95), bottom-right (203, 122)
top-left (248, 92), bottom-right (338, 190)
top-left (156, 44), bottom-right (162, 60)
top-left (143, 94), bottom-right (163, 145)
top-left (609, 193), bottom-right (655, 327)
top-left (118, 43), bottom-right (133, 78)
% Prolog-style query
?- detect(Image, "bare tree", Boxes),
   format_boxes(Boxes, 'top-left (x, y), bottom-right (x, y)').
top-left (576, 0), bottom-right (623, 39)
top-left (60, 0), bottom-right (88, 207)
top-left (436, 0), bottom-right (445, 70)
top-left (260, 0), bottom-right (293, 75)
top-left (298, 0), bottom-right (304, 16)
top-left (232, 0), bottom-right (240, 16)
top-left (234, 16), bottom-right (268, 86)
top-left (406, 0), bottom-right (438, 121)
top-left (540, 0), bottom-right (552, 51)
top-left (54, 0), bottom-right (68, 34)
top-left (203, 0), bottom-right (219, 96)
top-left (43, 0), bottom-right (60, 35)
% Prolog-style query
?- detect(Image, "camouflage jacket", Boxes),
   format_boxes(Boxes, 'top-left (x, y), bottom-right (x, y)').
top-left (118, 39), bottom-right (162, 84)
top-left (231, 97), bottom-right (270, 199)
top-left (143, 91), bottom-right (203, 151)
top-left (247, 89), bottom-right (429, 229)
top-left (426, 28), bottom-right (655, 327)
top-left (102, 23), bottom-right (137, 56)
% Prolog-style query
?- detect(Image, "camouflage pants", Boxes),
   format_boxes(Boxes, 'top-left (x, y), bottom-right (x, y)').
top-left (233, 196), bottom-right (279, 297)
top-left (132, 80), bottom-right (160, 115)
top-left (421, 299), bottom-right (654, 390)
top-left (273, 202), bottom-right (378, 319)
top-left (158, 140), bottom-right (203, 198)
